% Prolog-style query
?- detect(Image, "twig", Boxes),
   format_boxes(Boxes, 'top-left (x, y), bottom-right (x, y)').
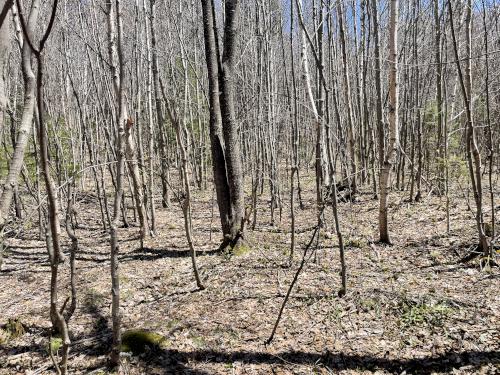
top-left (266, 218), bottom-right (322, 345)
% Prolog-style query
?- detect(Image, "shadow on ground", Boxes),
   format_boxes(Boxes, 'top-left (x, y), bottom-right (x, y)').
top-left (3, 343), bottom-right (497, 375)
top-left (130, 348), bottom-right (500, 374)
top-left (120, 247), bottom-right (220, 262)
top-left (0, 245), bottom-right (221, 273)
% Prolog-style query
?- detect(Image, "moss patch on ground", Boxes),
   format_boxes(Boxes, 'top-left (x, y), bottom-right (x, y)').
top-left (121, 329), bottom-right (168, 355)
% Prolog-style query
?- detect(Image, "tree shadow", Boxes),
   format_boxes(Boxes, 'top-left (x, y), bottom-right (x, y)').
top-left (139, 348), bottom-right (500, 375)
top-left (0, 290), bottom-right (113, 373)
top-left (3, 243), bottom-right (46, 250)
top-left (79, 301), bottom-right (113, 356)
top-left (0, 244), bottom-right (48, 272)
top-left (120, 247), bottom-right (220, 262)
top-left (75, 247), bottom-right (110, 264)
top-left (1, 245), bottom-right (222, 272)
top-left (0, 261), bottom-right (50, 275)
top-left (0, 323), bottom-right (51, 357)
top-left (3, 332), bottom-right (498, 374)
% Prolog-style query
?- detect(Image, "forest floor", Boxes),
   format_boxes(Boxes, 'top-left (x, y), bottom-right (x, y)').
top-left (0, 175), bottom-right (499, 374)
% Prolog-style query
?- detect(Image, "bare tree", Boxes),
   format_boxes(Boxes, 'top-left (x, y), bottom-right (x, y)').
top-left (448, 0), bottom-right (490, 257)
top-left (371, 0), bottom-right (383, 202)
top-left (218, 0), bottom-right (245, 249)
top-left (481, 0), bottom-right (495, 259)
top-left (107, 0), bottom-right (126, 366)
top-left (200, 0), bottom-right (245, 251)
top-left (0, 0), bottom-right (12, 29)
top-left (0, 1), bottom-right (35, 232)
top-left (378, 0), bottom-right (399, 244)
top-left (295, 0), bottom-right (330, 213)
top-left (338, 2), bottom-right (358, 195)
top-left (16, 0), bottom-right (75, 372)
top-left (0, 0), bottom-right (10, 138)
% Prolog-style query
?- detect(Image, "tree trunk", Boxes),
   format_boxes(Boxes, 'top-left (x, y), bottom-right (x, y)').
top-left (219, 0), bottom-right (245, 246)
top-left (107, 0), bottom-right (126, 366)
top-left (200, 0), bottom-right (245, 249)
top-left (0, 0), bottom-right (10, 138)
top-left (448, 0), bottom-right (490, 256)
top-left (338, 2), bottom-right (358, 195)
top-left (0, 1), bottom-right (35, 231)
top-left (378, 0), bottom-right (399, 244)
top-left (371, 0), bottom-right (383, 201)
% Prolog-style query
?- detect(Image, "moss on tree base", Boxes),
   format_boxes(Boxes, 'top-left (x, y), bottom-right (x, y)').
top-left (231, 242), bottom-right (251, 256)
top-left (219, 233), bottom-right (252, 257)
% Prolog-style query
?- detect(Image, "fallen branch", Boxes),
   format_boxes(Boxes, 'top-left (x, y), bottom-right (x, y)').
top-left (265, 220), bottom-right (321, 345)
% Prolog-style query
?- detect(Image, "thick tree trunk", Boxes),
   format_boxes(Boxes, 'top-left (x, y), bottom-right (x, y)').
top-left (201, 0), bottom-right (245, 249)
top-left (201, 0), bottom-right (231, 238)
top-left (219, 0), bottom-right (245, 244)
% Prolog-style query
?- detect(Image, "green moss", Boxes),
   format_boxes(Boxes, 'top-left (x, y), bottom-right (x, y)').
top-left (121, 288), bottom-right (133, 302)
top-left (121, 329), bottom-right (168, 354)
top-left (232, 243), bottom-right (251, 257)
top-left (190, 335), bottom-right (206, 348)
top-left (220, 241), bottom-right (252, 259)
top-left (398, 297), bottom-right (453, 327)
top-left (360, 298), bottom-right (379, 312)
top-left (429, 250), bottom-right (440, 260)
top-left (165, 319), bottom-right (180, 331)
top-left (48, 336), bottom-right (63, 354)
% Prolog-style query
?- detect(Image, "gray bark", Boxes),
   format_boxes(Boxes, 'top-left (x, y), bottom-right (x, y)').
top-left (0, 1), bottom-right (36, 230)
